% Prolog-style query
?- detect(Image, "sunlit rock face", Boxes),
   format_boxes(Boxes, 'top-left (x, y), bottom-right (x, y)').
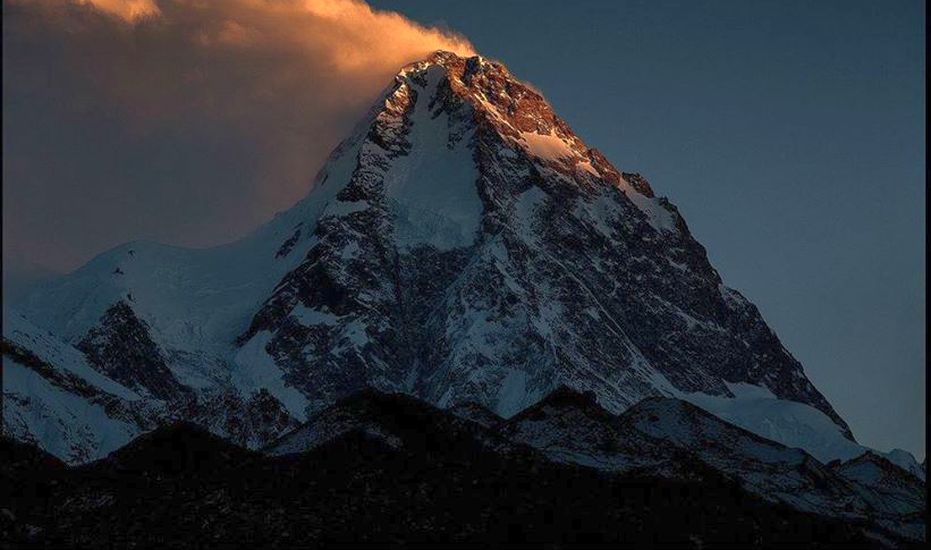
top-left (6, 51), bottom-right (850, 463)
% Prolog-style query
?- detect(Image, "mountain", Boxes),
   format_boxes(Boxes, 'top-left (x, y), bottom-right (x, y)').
top-left (877, 448), bottom-right (926, 481)
top-left (264, 389), bottom-right (515, 457)
top-left (88, 421), bottom-right (260, 477)
top-left (498, 387), bottom-right (925, 543)
top-left (1, 434), bottom-right (65, 479)
top-left (2, 308), bottom-right (158, 463)
top-left (498, 386), bottom-right (684, 474)
top-left (829, 452), bottom-right (927, 540)
top-left (3, 390), bottom-right (886, 548)
top-left (4, 50), bottom-right (866, 468)
top-left (261, 388), bottom-right (927, 544)
top-left (2, 308), bottom-right (297, 463)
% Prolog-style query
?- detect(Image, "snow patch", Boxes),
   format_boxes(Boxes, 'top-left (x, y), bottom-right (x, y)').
top-left (3, 359), bottom-right (139, 463)
top-left (879, 448), bottom-right (925, 480)
top-left (683, 383), bottom-right (865, 463)
top-left (386, 65), bottom-right (483, 251)
top-left (624, 191), bottom-right (676, 232)
top-left (3, 308), bottom-right (141, 402)
top-left (520, 131), bottom-right (577, 162)
top-left (232, 332), bottom-right (309, 421)
top-left (496, 369), bottom-right (530, 418)
top-left (576, 161), bottom-right (600, 177)
top-left (290, 306), bottom-right (341, 327)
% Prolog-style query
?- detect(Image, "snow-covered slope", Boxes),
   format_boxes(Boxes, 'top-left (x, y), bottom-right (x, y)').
top-left (502, 388), bottom-right (861, 514)
top-left (680, 382), bottom-right (925, 477)
top-left (2, 308), bottom-right (156, 462)
top-left (1, 307), bottom-right (297, 461)
top-left (878, 448), bottom-right (926, 481)
top-left (683, 383), bottom-right (858, 459)
top-left (499, 387), bottom-right (681, 474)
top-left (259, 387), bottom-right (923, 543)
top-left (499, 387), bottom-right (924, 543)
top-left (833, 452), bottom-right (925, 513)
top-left (830, 452), bottom-right (927, 541)
top-left (620, 398), bottom-right (868, 518)
top-left (9, 50), bottom-right (859, 467)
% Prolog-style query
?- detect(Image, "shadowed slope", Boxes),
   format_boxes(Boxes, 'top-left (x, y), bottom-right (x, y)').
top-left (4, 390), bottom-right (878, 548)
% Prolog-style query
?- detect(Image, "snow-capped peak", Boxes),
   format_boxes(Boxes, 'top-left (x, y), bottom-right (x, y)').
top-left (7, 50), bottom-right (853, 471)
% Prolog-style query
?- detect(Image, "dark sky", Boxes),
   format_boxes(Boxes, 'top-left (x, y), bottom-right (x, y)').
top-left (3, 0), bottom-right (925, 458)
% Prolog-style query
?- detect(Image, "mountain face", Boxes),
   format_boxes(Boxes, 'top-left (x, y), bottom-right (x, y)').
top-left (231, 51), bottom-right (848, 429)
top-left (267, 388), bottom-right (925, 543)
top-left (76, 302), bottom-right (187, 401)
top-left (6, 50), bottom-right (858, 464)
top-left (1, 308), bottom-right (298, 463)
top-left (496, 389), bottom-right (925, 542)
top-left (3, 389), bottom-right (922, 547)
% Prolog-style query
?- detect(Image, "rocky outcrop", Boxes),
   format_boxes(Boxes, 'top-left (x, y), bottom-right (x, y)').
top-left (77, 302), bottom-right (186, 401)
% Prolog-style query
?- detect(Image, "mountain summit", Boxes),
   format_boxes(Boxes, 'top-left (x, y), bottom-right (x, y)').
top-left (6, 51), bottom-right (852, 463)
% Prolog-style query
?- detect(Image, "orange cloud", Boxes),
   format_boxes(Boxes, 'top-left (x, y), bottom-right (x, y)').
top-left (78, 0), bottom-right (160, 21)
top-left (3, 0), bottom-right (475, 271)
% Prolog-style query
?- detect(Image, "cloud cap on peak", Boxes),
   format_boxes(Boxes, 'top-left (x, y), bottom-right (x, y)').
top-left (2, 0), bottom-right (475, 273)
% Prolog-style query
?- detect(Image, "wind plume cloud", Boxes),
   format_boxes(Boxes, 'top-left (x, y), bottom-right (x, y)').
top-left (2, 0), bottom-right (474, 275)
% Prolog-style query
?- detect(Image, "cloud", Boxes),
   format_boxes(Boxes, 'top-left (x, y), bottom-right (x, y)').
top-left (74, 0), bottom-right (160, 21)
top-left (2, 0), bottom-right (474, 273)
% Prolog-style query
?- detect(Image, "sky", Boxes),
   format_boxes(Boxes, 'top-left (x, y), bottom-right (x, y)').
top-left (2, 0), bottom-right (925, 458)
